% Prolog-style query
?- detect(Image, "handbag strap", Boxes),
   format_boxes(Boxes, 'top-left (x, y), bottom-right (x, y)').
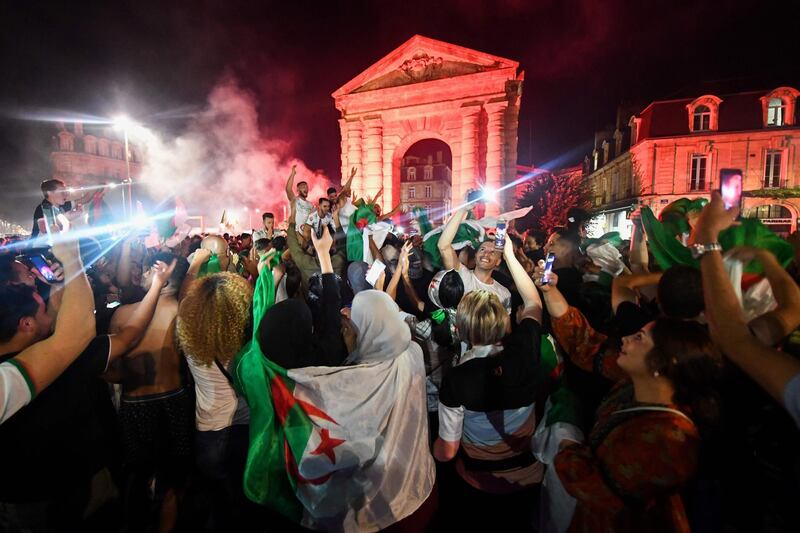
top-left (214, 357), bottom-right (235, 386)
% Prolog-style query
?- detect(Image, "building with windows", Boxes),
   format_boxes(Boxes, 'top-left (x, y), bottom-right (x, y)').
top-left (399, 150), bottom-right (452, 221)
top-left (587, 86), bottom-right (800, 237)
top-left (51, 121), bottom-right (142, 188)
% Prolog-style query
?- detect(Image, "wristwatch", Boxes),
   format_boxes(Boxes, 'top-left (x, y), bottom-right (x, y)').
top-left (689, 242), bottom-right (722, 259)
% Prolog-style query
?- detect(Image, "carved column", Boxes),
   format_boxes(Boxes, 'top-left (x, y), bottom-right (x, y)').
top-left (485, 102), bottom-right (508, 216)
top-left (459, 106), bottom-right (481, 205)
top-left (504, 89), bottom-right (521, 211)
top-left (364, 117), bottom-right (383, 203)
top-left (346, 119), bottom-right (364, 194)
top-left (382, 140), bottom-right (395, 212)
top-left (338, 118), bottom-right (349, 185)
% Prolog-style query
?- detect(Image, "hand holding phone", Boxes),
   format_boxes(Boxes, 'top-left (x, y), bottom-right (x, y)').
top-left (541, 252), bottom-right (556, 285)
top-left (365, 260), bottom-right (386, 287)
top-left (27, 254), bottom-right (58, 283)
top-left (719, 169), bottom-right (743, 210)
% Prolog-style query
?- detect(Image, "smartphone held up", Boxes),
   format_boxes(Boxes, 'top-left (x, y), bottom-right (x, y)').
top-left (541, 252), bottom-right (556, 285)
top-left (719, 168), bottom-right (743, 210)
top-left (494, 218), bottom-right (507, 250)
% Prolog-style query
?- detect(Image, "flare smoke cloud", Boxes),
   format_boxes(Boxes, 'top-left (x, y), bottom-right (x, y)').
top-left (139, 76), bottom-right (332, 229)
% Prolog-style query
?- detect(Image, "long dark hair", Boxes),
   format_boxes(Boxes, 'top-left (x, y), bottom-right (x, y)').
top-left (431, 270), bottom-right (464, 351)
top-left (646, 318), bottom-right (722, 434)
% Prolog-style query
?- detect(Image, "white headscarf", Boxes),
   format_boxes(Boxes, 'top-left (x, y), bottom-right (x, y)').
top-left (347, 290), bottom-right (412, 364)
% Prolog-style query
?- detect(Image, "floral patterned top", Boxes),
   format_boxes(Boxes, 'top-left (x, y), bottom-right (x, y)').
top-left (551, 306), bottom-right (700, 533)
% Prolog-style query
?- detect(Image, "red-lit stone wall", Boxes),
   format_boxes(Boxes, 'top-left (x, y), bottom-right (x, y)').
top-left (333, 35), bottom-right (524, 216)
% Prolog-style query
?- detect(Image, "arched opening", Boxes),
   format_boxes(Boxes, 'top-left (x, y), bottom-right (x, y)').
top-left (745, 204), bottom-right (794, 236)
top-left (396, 138), bottom-right (453, 225)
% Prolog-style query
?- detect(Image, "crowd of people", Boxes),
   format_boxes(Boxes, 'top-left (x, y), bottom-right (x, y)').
top-left (1, 169), bottom-right (799, 533)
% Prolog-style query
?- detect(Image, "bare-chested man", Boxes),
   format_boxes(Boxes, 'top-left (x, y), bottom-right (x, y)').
top-left (109, 251), bottom-right (191, 532)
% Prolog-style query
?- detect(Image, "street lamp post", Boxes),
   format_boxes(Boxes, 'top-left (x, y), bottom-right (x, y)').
top-left (123, 127), bottom-right (132, 217)
top-left (113, 115), bottom-right (135, 219)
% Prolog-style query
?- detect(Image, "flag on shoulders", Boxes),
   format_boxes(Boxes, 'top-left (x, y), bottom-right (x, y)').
top-left (233, 270), bottom-right (434, 532)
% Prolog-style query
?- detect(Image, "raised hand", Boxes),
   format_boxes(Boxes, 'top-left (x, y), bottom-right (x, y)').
top-left (151, 259), bottom-right (177, 288)
top-left (399, 241), bottom-right (413, 275)
top-left (349, 166), bottom-right (357, 180)
top-left (533, 260), bottom-right (559, 291)
top-left (192, 248), bottom-right (212, 265)
top-left (311, 224), bottom-right (333, 254)
top-left (690, 190), bottom-right (739, 246)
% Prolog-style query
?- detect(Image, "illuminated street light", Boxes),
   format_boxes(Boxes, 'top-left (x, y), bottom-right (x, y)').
top-left (481, 186), bottom-right (498, 203)
top-left (113, 114), bottom-right (137, 219)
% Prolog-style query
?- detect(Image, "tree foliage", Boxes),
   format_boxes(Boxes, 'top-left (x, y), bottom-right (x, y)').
top-left (515, 170), bottom-right (591, 234)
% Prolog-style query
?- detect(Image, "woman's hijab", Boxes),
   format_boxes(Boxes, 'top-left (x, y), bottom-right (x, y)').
top-left (348, 290), bottom-right (411, 364)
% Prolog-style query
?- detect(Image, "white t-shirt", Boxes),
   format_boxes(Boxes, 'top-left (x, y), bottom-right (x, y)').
top-left (305, 210), bottom-right (333, 230)
top-left (294, 197), bottom-right (314, 227)
top-left (0, 361), bottom-right (33, 425)
top-left (338, 198), bottom-right (356, 233)
top-left (252, 228), bottom-right (284, 242)
top-left (457, 263), bottom-right (512, 313)
top-left (185, 355), bottom-right (249, 431)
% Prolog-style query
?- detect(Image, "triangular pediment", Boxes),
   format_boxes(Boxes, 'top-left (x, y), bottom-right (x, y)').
top-left (333, 35), bottom-right (518, 97)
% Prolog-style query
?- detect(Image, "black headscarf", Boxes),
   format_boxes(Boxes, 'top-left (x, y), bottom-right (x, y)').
top-left (259, 290), bottom-right (347, 369)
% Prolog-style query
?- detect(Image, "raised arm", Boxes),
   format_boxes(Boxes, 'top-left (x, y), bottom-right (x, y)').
top-left (179, 248), bottom-right (211, 300)
top-left (694, 193), bottom-right (800, 409)
top-left (503, 236), bottom-right (542, 323)
top-left (611, 271), bottom-right (662, 313)
top-left (385, 241), bottom-right (412, 301)
top-left (628, 214), bottom-right (650, 274)
top-left (383, 202), bottom-right (403, 220)
top-left (116, 235), bottom-right (136, 288)
top-left (437, 208), bottom-right (467, 270)
top-left (338, 167), bottom-right (356, 201)
top-left (285, 164), bottom-right (297, 202)
top-left (109, 259), bottom-right (176, 361)
top-left (727, 247), bottom-right (800, 347)
top-left (14, 236), bottom-right (95, 394)
top-left (311, 226), bottom-right (348, 366)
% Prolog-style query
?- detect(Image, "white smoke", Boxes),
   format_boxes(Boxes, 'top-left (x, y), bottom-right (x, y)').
top-left (137, 76), bottom-right (331, 231)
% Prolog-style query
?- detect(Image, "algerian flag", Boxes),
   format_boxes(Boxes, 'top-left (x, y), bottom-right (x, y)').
top-left (641, 205), bottom-right (794, 274)
top-left (233, 271), bottom-right (435, 531)
top-left (422, 219), bottom-right (485, 270)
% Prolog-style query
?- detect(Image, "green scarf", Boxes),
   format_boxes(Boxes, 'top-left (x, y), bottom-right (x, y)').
top-left (231, 264), bottom-right (311, 521)
top-left (413, 206), bottom-right (433, 236)
top-left (198, 253), bottom-right (221, 278)
top-left (641, 206), bottom-right (794, 273)
top-left (422, 223), bottom-right (483, 270)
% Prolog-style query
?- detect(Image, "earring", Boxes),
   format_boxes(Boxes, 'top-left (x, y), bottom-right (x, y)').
top-left (653, 370), bottom-right (660, 378)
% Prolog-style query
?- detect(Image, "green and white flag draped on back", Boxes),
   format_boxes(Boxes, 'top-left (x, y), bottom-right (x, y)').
top-left (232, 268), bottom-right (435, 532)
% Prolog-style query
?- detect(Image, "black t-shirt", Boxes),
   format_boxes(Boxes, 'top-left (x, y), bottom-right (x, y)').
top-left (439, 318), bottom-right (542, 412)
top-left (0, 335), bottom-right (111, 502)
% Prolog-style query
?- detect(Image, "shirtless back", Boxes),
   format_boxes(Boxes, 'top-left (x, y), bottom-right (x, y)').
top-left (110, 296), bottom-right (183, 396)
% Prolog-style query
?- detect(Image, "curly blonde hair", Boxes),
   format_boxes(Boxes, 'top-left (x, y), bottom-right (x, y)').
top-left (177, 272), bottom-right (253, 366)
top-left (456, 290), bottom-right (508, 347)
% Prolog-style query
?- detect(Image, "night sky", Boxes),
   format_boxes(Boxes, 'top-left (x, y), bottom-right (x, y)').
top-left (1, 0), bottom-right (798, 225)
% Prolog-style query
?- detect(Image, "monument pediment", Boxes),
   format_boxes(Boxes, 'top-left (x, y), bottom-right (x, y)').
top-left (333, 35), bottom-right (518, 97)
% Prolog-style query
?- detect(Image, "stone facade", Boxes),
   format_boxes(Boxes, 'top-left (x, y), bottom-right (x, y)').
top-left (399, 152), bottom-right (452, 220)
top-left (587, 87), bottom-right (800, 237)
top-left (333, 35), bottom-right (524, 216)
top-left (51, 122), bottom-right (142, 187)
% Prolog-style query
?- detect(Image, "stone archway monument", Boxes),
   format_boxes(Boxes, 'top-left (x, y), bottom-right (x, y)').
top-left (332, 35), bottom-right (524, 216)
